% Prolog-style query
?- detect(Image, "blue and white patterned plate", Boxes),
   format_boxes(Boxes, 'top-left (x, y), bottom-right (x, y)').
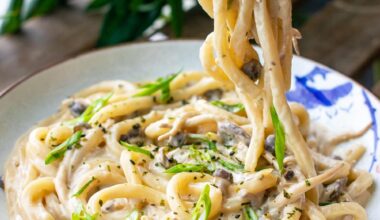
top-left (0, 40), bottom-right (378, 218)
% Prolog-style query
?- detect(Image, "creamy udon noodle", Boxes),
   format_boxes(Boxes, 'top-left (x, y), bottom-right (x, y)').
top-left (5, 0), bottom-right (373, 219)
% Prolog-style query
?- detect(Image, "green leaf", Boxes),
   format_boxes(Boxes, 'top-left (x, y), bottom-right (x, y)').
top-left (168, 0), bottom-right (183, 37)
top-left (125, 210), bottom-right (140, 220)
top-left (188, 134), bottom-right (217, 151)
top-left (120, 141), bottom-right (154, 158)
top-left (86, 0), bottom-right (111, 11)
top-left (45, 131), bottom-right (83, 164)
top-left (270, 106), bottom-right (286, 173)
top-left (67, 92), bottom-right (113, 126)
top-left (373, 58), bottom-right (380, 83)
top-left (165, 163), bottom-right (208, 174)
top-left (133, 73), bottom-right (178, 103)
top-left (1, 0), bottom-right (23, 34)
top-left (72, 203), bottom-right (97, 220)
top-left (192, 184), bottom-right (211, 220)
top-left (72, 176), bottom-right (96, 197)
top-left (24, 0), bottom-right (59, 20)
top-left (243, 205), bottom-right (258, 220)
top-left (210, 101), bottom-right (245, 113)
top-left (218, 159), bottom-right (244, 172)
top-left (97, 0), bottom-right (164, 46)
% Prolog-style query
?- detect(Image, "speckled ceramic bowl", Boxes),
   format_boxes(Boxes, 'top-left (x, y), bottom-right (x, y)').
top-left (0, 40), bottom-right (379, 218)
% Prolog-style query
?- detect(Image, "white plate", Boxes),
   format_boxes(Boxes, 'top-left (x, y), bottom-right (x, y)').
top-left (0, 40), bottom-right (379, 219)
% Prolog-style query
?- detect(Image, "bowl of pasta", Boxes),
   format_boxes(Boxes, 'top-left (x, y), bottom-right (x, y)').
top-left (0, 40), bottom-right (378, 220)
top-left (0, 0), bottom-right (379, 219)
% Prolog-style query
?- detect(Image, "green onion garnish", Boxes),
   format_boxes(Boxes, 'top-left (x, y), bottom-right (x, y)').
top-left (125, 210), bottom-right (140, 220)
top-left (71, 203), bottom-right (97, 220)
top-left (188, 134), bottom-right (217, 151)
top-left (192, 184), bottom-right (211, 220)
top-left (120, 141), bottom-right (154, 159)
top-left (45, 131), bottom-right (83, 165)
top-left (270, 106), bottom-right (286, 173)
top-left (243, 205), bottom-right (258, 220)
top-left (210, 100), bottom-right (245, 113)
top-left (165, 164), bottom-right (209, 174)
top-left (218, 159), bottom-right (244, 172)
top-left (72, 176), bottom-right (96, 197)
top-left (133, 73), bottom-right (178, 103)
top-left (67, 92), bottom-right (113, 126)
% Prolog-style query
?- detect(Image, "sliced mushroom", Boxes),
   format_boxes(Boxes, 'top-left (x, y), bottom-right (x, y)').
top-left (168, 132), bottom-right (187, 148)
top-left (321, 177), bottom-right (348, 202)
top-left (218, 122), bottom-right (250, 146)
top-left (264, 135), bottom-right (275, 156)
top-left (241, 59), bottom-right (262, 81)
top-left (69, 101), bottom-right (88, 117)
top-left (73, 122), bottom-right (92, 132)
top-left (213, 168), bottom-right (233, 182)
top-left (203, 89), bottom-right (223, 101)
top-left (212, 175), bottom-right (231, 196)
top-left (156, 147), bottom-right (170, 168)
top-left (120, 123), bottom-right (145, 146)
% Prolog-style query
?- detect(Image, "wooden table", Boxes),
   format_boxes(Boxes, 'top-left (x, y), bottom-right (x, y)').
top-left (1, 0), bottom-right (380, 97)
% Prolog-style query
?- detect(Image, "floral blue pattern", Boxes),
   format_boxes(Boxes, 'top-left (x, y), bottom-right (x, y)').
top-left (287, 67), bottom-right (353, 109)
top-left (362, 90), bottom-right (379, 172)
top-left (285, 65), bottom-right (379, 172)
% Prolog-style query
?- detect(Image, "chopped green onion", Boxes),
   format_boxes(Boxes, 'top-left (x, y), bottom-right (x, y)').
top-left (192, 184), bottom-right (211, 220)
top-left (243, 205), bottom-right (258, 220)
top-left (188, 146), bottom-right (216, 172)
top-left (45, 131), bottom-right (83, 165)
top-left (71, 203), bottom-right (97, 220)
top-left (188, 134), bottom-right (217, 151)
top-left (120, 141), bottom-right (154, 159)
top-left (218, 159), bottom-right (244, 172)
top-left (133, 73), bottom-right (178, 103)
top-left (67, 92), bottom-right (113, 126)
top-left (165, 164), bottom-right (209, 174)
top-left (125, 210), bottom-right (140, 220)
top-left (210, 100), bottom-right (245, 113)
top-left (72, 176), bottom-right (96, 197)
top-left (270, 106), bottom-right (286, 173)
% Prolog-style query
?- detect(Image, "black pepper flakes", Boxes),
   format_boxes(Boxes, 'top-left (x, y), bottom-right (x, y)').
top-left (283, 189), bottom-right (292, 199)
top-left (305, 179), bottom-right (311, 186)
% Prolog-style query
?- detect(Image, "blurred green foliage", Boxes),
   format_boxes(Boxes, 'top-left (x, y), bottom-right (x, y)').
top-left (0, 0), bottom-right (184, 46)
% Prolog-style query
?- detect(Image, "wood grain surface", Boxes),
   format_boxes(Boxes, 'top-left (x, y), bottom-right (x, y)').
top-left (0, 7), bottom-right (102, 94)
top-left (300, 0), bottom-right (380, 76)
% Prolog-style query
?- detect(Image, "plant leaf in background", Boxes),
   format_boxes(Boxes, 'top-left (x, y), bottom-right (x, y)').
top-left (2, 0), bottom-right (185, 45)
top-left (24, 0), bottom-right (62, 20)
top-left (0, 0), bottom-right (23, 34)
top-left (168, 0), bottom-right (183, 37)
top-left (373, 58), bottom-right (380, 83)
top-left (86, 0), bottom-right (111, 11)
top-left (97, 0), bottom-right (165, 46)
